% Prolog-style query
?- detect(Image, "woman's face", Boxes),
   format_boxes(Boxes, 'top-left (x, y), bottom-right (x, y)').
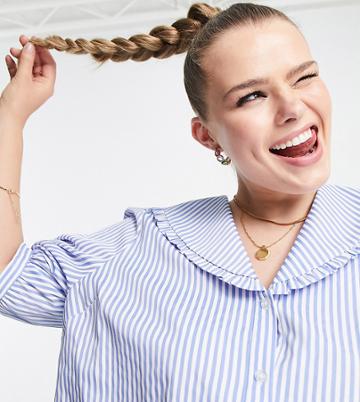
top-left (192, 18), bottom-right (332, 195)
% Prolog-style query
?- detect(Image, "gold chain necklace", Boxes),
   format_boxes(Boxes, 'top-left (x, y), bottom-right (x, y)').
top-left (232, 195), bottom-right (308, 261)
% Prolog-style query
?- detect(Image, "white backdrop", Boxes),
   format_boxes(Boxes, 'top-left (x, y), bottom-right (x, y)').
top-left (0, 2), bottom-right (359, 401)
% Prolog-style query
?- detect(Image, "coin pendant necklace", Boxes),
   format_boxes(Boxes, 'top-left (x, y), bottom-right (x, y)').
top-left (232, 195), bottom-right (308, 261)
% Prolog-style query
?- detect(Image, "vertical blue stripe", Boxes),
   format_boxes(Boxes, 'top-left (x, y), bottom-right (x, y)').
top-left (0, 183), bottom-right (359, 401)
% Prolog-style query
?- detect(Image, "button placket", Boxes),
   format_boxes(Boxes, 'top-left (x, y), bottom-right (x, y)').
top-left (254, 369), bottom-right (267, 383)
top-left (260, 297), bottom-right (270, 310)
top-left (259, 290), bottom-right (272, 310)
top-left (255, 292), bottom-right (273, 386)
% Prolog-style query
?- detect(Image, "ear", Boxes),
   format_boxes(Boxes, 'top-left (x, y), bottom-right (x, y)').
top-left (191, 116), bottom-right (219, 151)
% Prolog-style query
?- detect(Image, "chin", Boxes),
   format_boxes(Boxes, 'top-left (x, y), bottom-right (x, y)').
top-left (283, 172), bottom-right (331, 194)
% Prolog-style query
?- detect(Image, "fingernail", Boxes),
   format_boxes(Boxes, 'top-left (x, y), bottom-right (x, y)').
top-left (24, 42), bottom-right (34, 52)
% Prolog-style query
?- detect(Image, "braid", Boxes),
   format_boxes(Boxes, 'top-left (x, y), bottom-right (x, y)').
top-left (27, 1), bottom-right (296, 121)
top-left (28, 3), bottom-right (221, 63)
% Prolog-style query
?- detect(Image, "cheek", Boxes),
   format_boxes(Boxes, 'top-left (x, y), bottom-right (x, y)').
top-left (220, 125), bottom-right (265, 163)
top-left (224, 111), bottom-right (271, 153)
top-left (225, 107), bottom-right (269, 136)
top-left (321, 82), bottom-right (332, 117)
top-left (307, 80), bottom-right (332, 118)
top-left (222, 121), bottom-right (256, 152)
top-left (209, 107), bottom-right (271, 160)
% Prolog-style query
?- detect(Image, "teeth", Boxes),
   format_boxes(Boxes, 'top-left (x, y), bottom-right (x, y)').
top-left (271, 128), bottom-right (313, 150)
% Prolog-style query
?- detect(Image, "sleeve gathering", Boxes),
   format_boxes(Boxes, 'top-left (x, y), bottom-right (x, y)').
top-left (0, 207), bottom-right (142, 328)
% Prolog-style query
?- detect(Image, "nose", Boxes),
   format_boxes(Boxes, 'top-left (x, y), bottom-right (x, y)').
top-left (274, 88), bottom-right (306, 126)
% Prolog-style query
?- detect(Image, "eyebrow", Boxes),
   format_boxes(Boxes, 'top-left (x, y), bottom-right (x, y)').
top-left (223, 60), bottom-right (318, 101)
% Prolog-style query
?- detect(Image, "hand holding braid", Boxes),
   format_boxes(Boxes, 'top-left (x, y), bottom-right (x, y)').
top-left (28, 3), bottom-right (221, 63)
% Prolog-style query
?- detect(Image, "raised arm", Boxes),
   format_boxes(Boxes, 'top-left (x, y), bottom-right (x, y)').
top-left (0, 35), bottom-right (56, 272)
top-left (0, 116), bottom-right (24, 271)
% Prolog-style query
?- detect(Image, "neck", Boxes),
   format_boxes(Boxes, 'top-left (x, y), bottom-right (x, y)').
top-left (233, 182), bottom-right (318, 224)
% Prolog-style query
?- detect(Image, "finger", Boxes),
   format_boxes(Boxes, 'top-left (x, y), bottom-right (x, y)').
top-left (19, 35), bottom-right (29, 46)
top-left (10, 36), bottom-right (32, 59)
top-left (7, 36), bottom-right (29, 67)
top-left (32, 45), bottom-right (44, 75)
top-left (33, 44), bottom-right (56, 80)
top-left (13, 35), bottom-right (56, 80)
top-left (5, 55), bottom-right (17, 79)
top-left (16, 41), bottom-right (36, 79)
top-left (20, 36), bottom-right (42, 72)
top-left (10, 47), bottom-right (21, 58)
top-left (11, 43), bottom-right (41, 74)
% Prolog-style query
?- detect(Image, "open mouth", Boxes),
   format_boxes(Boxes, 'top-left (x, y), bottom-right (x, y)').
top-left (269, 125), bottom-right (318, 158)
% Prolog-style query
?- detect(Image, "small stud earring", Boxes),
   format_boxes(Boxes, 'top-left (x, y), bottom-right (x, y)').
top-left (215, 148), bottom-right (231, 165)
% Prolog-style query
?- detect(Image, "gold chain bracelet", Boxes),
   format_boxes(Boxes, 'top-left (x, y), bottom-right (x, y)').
top-left (0, 185), bottom-right (21, 223)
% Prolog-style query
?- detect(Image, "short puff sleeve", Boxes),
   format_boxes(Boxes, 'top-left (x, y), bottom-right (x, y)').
top-left (0, 208), bottom-right (142, 328)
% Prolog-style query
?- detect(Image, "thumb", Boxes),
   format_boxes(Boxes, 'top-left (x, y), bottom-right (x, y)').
top-left (17, 42), bottom-right (35, 78)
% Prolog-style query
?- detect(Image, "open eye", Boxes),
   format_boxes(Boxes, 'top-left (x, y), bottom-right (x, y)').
top-left (235, 72), bottom-right (319, 108)
top-left (236, 90), bottom-right (265, 107)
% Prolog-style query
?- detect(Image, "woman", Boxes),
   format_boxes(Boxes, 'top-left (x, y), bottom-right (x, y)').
top-left (0, 3), bottom-right (359, 401)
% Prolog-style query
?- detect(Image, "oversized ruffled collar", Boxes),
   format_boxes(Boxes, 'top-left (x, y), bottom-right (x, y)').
top-left (150, 183), bottom-right (360, 295)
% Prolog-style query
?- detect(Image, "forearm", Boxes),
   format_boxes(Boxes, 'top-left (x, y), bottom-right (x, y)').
top-left (0, 116), bottom-right (24, 270)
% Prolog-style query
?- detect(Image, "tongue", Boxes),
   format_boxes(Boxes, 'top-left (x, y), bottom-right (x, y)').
top-left (270, 129), bottom-right (317, 158)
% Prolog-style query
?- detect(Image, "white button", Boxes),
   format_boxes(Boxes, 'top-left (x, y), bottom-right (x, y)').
top-left (254, 369), bottom-right (267, 382)
top-left (260, 298), bottom-right (269, 309)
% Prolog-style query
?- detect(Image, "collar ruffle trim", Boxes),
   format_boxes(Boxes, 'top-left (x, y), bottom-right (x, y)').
top-left (152, 207), bottom-right (360, 295)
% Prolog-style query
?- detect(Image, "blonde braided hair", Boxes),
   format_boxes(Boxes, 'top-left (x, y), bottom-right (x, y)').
top-left (28, 3), bottom-right (221, 64)
top-left (27, 2), bottom-right (297, 120)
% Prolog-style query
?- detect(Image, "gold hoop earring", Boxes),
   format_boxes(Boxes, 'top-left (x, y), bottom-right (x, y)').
top-left (215, 148), bottom-right (231, 165)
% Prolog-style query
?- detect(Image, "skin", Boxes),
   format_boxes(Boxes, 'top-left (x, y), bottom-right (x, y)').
top-left (6, 35), bottom-right (46, 79)
top-left (191, 18), bottom-right (332, 231)
top-left (6, 28), bottom-right (331, 251)
top-left (3, 34), bottom-right (55, 126)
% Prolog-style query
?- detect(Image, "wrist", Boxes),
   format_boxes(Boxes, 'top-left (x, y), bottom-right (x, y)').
top-left (0, 104), bottom-right (27, 131)
top-left (0, 113), bottom-right (25, 133)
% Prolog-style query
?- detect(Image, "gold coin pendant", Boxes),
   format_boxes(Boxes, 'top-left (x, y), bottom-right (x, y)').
top-left (255, 246), bottom-right (270, 261)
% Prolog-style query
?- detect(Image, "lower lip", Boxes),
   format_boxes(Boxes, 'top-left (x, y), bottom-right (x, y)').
top-left (270, 130), bottom-right (323, 167)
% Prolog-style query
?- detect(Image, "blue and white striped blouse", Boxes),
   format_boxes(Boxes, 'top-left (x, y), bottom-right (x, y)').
top-left (0, 182), bottom-right (359, 402)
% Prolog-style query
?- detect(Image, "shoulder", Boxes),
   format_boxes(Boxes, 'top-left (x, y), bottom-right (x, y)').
top-left (326, 182), bottom-right (360, 196)
top-left (323, 182), bottom-right (360, 207)
top-left (147, 194), bottom-right (227, 216)
top-left (318, 183), bottom-right (360, 248)
top-left (121, 194), bottom-right (228, 246)
top-left (123, 194), bottom-right (226, 220)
